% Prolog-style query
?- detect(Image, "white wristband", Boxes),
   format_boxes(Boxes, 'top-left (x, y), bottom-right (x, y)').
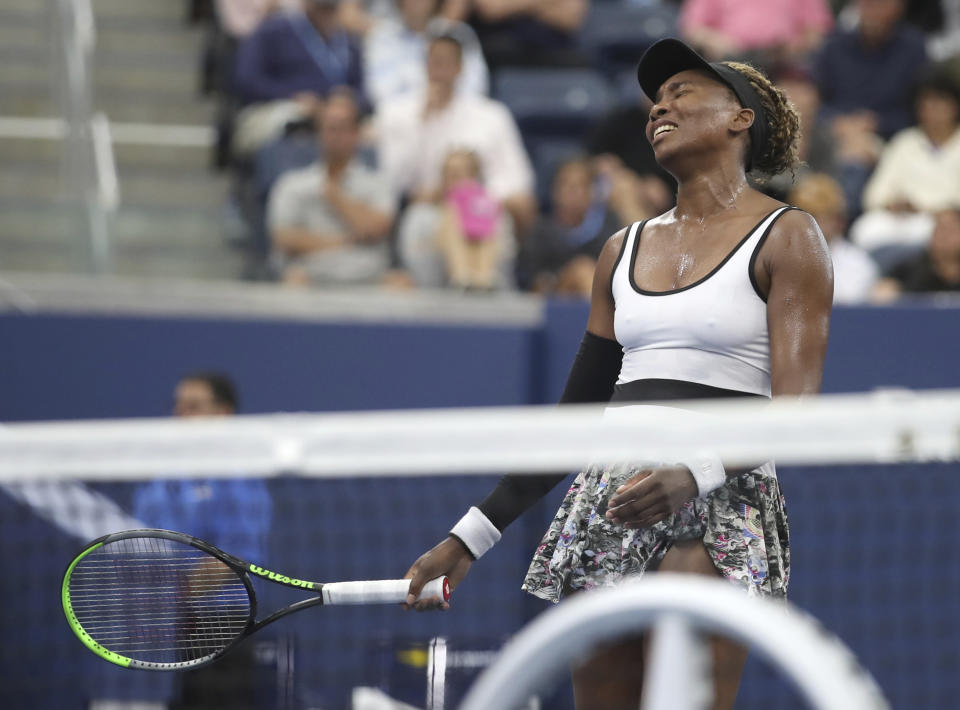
top-left (676, 452), bottom-right (726, 498)
top-left (450, 506), bottom-right (501, 559)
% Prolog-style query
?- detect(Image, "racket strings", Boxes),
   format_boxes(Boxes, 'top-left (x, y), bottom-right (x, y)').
top-left (67, 537), bottom-right (251, 663)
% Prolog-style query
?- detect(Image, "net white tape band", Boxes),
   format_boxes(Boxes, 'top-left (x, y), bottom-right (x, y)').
top-left (450, 506), bottom-right (502, 559)
top-left (321, 577), bottom-right (447, 605)
top-left (1, 389), bottom-right (958, 480)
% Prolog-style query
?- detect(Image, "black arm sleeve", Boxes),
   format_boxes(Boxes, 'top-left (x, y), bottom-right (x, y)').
top-left (475, 331), bottom-right (623, 532)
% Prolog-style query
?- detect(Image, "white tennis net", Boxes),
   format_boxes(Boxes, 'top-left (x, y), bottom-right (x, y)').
top-left (1, 388), bottom-right (958, 480)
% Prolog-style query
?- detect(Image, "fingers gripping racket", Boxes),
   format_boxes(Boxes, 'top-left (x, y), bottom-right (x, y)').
top-left (61, 529), bottom-right (449, 671)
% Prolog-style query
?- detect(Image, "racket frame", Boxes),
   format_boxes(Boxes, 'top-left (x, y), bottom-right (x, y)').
top-left (61, 528), bottom-right (310, 671)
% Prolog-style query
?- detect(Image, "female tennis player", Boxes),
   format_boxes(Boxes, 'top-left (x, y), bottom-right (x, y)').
top-left (405, 38), bottom-right (833, 710)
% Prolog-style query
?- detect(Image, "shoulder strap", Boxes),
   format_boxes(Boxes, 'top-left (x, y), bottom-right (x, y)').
top-left (748, 206), bottom-right (800, 301)
top-left (609, 220), bottom-right (643, 296)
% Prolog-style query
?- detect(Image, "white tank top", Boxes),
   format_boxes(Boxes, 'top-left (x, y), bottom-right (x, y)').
top-left (611, 207), bottom-right (793, 397)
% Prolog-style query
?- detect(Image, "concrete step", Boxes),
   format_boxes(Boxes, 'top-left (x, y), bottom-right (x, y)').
top-left (93, 0), bottom-right (186, 22)
top-left (0, 55), bottom-right (202, 99)
top-left (0, 15), bottom-right (202, 62)
top-left (0, 203), bottom-right (245, 279)
top-left (0, 161), bottom-right (228, 211)
top-left (0, 22), bottom-right (45, 53)
top-left (1, 85), bottom-right (216, 124)
top-left (1, 240), bottom-right (246, 280)
top-left (0, 43), bottom-right (202, 74)
top-left (0, 202), bottom-right (226, 248)
top-left (97, 22), bottom-right (203, 55)
top-left (0, 137), bottom-right (213, 172)
top-left (0, 2), bottom-right (45, 19)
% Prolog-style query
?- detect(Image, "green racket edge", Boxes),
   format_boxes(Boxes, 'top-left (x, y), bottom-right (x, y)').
top-left (61, 534), bottom-right (219, 672)
top-left (62, 541), bottom-right (133, 668)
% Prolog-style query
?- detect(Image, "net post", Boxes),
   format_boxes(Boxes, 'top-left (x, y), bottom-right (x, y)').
top-left (640, 613), bottom-right (711, 710)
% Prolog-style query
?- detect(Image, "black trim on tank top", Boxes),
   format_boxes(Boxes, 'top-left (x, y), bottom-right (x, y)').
top-left (609, 221), bottom-right (641, 297)
top-left (608, 378), bottom-right (768, 404)
top-left (748, 206), bottom-right (800, 303)
top-left (627, 207), bottom-right (787, 297)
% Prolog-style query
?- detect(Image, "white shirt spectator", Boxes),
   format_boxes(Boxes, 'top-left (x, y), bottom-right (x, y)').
top-left (851, 126), bottom-right (960, 252)
top-left (862, 126), bottom-right (960, 214)
top-left (830, 238), bottom-right (878, 304)
top-left (377, 93), bottom-right (534, 202)
top-left (364, 18), bottom-right (489, 108)
top-left (268, 161), bottom-right (397, 283)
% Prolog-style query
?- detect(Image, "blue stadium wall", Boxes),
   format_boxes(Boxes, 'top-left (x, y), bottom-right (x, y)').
top-left (1, 302), bottom-right (958, 709)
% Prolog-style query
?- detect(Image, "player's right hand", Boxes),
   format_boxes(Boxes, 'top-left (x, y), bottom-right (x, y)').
top-left (403, 536), bottom-right (473, 611)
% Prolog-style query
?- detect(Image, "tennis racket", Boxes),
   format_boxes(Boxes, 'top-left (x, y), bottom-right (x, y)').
top-left (62, 528), bottom-right (450, 671)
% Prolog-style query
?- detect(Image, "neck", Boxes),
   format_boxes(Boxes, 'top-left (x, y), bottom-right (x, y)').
top-left (308, 14), bottom-right (334, 39)
top-left (925, 124), bottom-right (958, 147)
top-left (673, 162), bottom-right (750, 221)
top-left (557, 205), bottom-right (588, 228)
top-left (859, 27), bottom-right (893, 49)
top-left (430, 82), bottom-right (454, 106)
top-left (406, 18), bottom-right (429, 34)
top-left (327, 157), bottom-right (350, 176)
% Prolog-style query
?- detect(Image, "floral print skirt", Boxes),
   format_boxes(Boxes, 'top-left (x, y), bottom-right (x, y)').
top-left (521, 461), bottom-right (790, 603)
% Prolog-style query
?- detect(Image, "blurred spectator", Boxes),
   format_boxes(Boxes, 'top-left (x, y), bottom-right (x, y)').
top-left (204, 1), bottom-right (304, 96)
top-left (268, 90), bottom-right (396, 285)
top-left (217, 0), bottom-right (303, 38)
top-left (205, 0), bottom-right (304, 168)
top-left (592, 154), bottom-right (674, 226)
top-left (873, 207), bottom-right (960, 300)
top-left (680, 0), bottom-right (833, 62)
top-left (398, 149), bottom-right (517, 289)
top-left (518, 157), bottom-right (621, 298)
top-left (788, 173), bottom-right (878, 304)
top-left (377, 32), bottom-right (537, 234)
top-left (435, 149), bottom-right (511, 290)
top-left (340, 0), bottom-right (468, 35)
top-left (468, 0), bottom-right (589, 69)
top-left (815, 0), bottom-right (927, 140)
top-left (927, 0), bottom-right (960, 60)
top-left (339, 0), bottom-right (400, 33)
top-left (814, 0), bottom-right (928, 215)
top-left (133, 372), bottom-right (271, 710)
top-left (849, 68), bottom-right (960, 266)
top-left (585, 93), bottom-right (677, 198)
top-left (233, 0), bottom-right (364, 156)
top-left (364, 2), bottom-right (489, 108)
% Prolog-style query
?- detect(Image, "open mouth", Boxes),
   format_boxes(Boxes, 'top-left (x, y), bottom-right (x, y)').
top-left (653, 124), bottom-right (677, 140)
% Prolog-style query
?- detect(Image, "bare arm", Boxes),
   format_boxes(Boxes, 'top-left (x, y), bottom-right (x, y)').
top-left (531, 0), bottom-right (587, 32)
top-left (440, 0), bottom-right (471, 21)
top-left (326, 183), bottom-right (394, 243)
top-left (273, 227), bottom-right (349, 257)
top-left (403, 229), bottom-right (626, 608)
top-left (683, 26), bottom-right (741, 60)
top-left (474, 0), bottom-right (586, 31)
top-left (502, 192), bottom-right (538, 239)
top-left (757, 210), bottom-right (834, 397)
top-left (473, 0), bottom-right (539, 22)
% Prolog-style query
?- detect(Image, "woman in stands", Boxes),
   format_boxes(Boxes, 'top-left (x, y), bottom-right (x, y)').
top-left (404, 39), bottom-right (833, 710)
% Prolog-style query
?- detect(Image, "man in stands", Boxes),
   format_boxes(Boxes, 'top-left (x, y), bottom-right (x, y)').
top-left (268, 90), bottom-right (396, 285)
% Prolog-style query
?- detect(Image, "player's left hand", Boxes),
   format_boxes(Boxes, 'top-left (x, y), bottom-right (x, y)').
top-left (605, 465), bottom-right (698, 529)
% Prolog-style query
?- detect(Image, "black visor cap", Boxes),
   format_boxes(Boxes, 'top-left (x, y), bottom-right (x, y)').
top-left (636, 38), bottom-right (770, 170)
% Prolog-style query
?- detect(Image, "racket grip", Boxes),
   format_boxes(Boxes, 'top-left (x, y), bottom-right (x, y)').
top-left (321, 577), bottom-right (450, 605)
